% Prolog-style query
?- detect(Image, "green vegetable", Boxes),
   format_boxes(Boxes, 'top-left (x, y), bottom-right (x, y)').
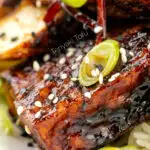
top-left (0, 105), bottom-right (14, 135)
top-left (99, 145), bottom-right (139, 150)
top-left (0, 79), bottom-right (14, 135)
top-left (0, 59), bottom-right (25, 71)
top-left (120, 145), bottom-right (139, 150)
top-left (61, 0), bottom-right (87, 8)
top-left (79, 40), bottom-right (120, 86)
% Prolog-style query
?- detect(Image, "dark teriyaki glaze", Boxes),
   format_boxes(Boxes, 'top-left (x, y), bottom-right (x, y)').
top-left (1, 26), bottom-right (150, 150)
top-left (112, 0), bottom-right (150, 18)
top-left (68, 80), bottom-right (150, 149)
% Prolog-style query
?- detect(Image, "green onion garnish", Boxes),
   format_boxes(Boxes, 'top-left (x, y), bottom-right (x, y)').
top-left (79, 40), bottom-right (120, 86)
top-left (61, 0), bottom-right (87, 8)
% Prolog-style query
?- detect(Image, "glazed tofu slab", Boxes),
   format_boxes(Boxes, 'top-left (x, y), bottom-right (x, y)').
top-left (0, 0), bottom-right (47, 60)
top-left (2, 25), bottom-right (150, 150)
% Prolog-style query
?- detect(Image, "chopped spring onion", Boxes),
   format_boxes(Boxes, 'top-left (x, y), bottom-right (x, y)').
top-left (0, 79), bottom-right (14, 135)
top-left (0, 105), bottom-right (14, 135)
top-left (99, 147), bottom-right (120, 150)
top-left (61, 0), bottom-right (87, 8)
top-left (79, 40), bottom-right (120, 86)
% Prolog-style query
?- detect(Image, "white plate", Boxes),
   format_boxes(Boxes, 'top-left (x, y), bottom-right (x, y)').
top-left (0, 136), bottom-right (35, 150)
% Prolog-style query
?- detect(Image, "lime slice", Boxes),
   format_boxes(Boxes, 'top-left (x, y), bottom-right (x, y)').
top-left (79, 39), bottom-right (120, 86)
top-left (61, 0), bottom-right (87, 8)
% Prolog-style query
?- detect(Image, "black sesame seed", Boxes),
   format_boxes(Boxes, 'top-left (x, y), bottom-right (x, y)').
top-left (31, 32), bottom-right (36, 37)
top-left (21, 131), bottom-right (28, 137)
top-left (27, 142), bottom-right (34, 147)
top-left (95, 64), bottom-right (103, 72)
top-left (0, 32), bottom-right (5, 38)
top-left (11, 37), bottom-right (18, 42)
top-left (140, 85), bottom-right (149, 91)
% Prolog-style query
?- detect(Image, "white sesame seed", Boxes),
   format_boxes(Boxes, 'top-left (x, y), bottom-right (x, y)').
top-left (43, 74), bottom-right (50, 80)
top-left (67, 51), bottom-right (74, 57)
top-left (76, 12), bottom-right (82, 16)
top-left (91, 68), bottom-right (100, 77)
top-left (147, 43), bottom-right (150, 50)
top-left (76, 55), bottom-right (83, 62)
top-left (84, 92), bottom-right (91, 99)
top-left (59, 57), bottom-right (66, 65)
top-left (35, 148), bottom-right (41, 150)
top-left (121, 55), bottom-right (128, 63)
top-left (108, 73), bottom-right (120, 82)
top-left (17, 106), bottom-right (24, 115)
top-left (33, 61), bottom-right (40, 71)
top-left (25, 125), bottom-right (31, 135)
top-left (71, 63), bottom-right (78, 70)
top-left (94, 26), bottom-right (103, 34)
top-left (67, 48), bottom-right (75, 57)
top-left (43, 54), bottom-right (50, 62)
top-left (120, 48), bottom-right (127, 64)
top-left (84, 56), bottom-right (90, 64)
top-left (112, 73), bottom-right (120, 78)
top-left (48, 93), bottom-right (55, 100)
top-left (108, 77), bottom-right (115, 82)
top-left (34, 101), bottom-right (42, 108)
top-left (35, 111), bottom-right (42, 119)
top-left (71, 77), bottom-right (78, 81)
top-left (120, 48), bottom-right (126, 55)
top-left (68, 47), bottom-right (76, 52)
top-left (129, 51), bottom-right (135, 57)
top-left (95, 68), bottom-right (100, 76)
top-left (53, 97), bottom-right (59, 104)
top-left (60, 73), bottom-right (67, 80)
top-left (36, 0), bottom-right (42, 7)
top-left (99, 73), bottom-right (103, 84)
top-left (86, 134), bottom-right (95, 140)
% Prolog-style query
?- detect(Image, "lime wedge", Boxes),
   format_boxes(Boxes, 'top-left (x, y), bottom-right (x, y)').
top-left (79, 39), bottom-right (120, 86)
top-left (61, 0), bottom-right (87, 8)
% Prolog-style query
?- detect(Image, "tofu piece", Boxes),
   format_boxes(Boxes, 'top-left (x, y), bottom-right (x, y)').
top-left (0, 0), bottom-right (20, 18)
top-left (0, 7), bottom-right (12, 19)
top-left (0, 0), bottom-right (47, 60)
top-left (1, 26), bottom-right (150, 150)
